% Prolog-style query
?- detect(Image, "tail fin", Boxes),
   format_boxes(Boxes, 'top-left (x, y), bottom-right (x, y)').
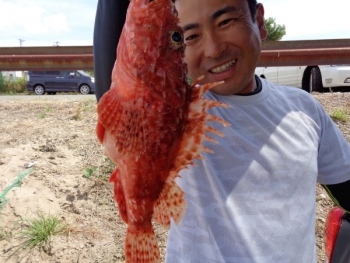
top-left (125, 226), bottom-right (161, 263)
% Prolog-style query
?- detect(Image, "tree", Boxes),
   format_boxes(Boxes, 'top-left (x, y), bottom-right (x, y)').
top-left (85, 70), bottom-right (94, 77)
top-left (264, 17), bottom-right (286, 41)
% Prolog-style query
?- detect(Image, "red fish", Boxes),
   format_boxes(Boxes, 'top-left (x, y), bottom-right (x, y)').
top-left (96, 0), bottom-right (229, 262)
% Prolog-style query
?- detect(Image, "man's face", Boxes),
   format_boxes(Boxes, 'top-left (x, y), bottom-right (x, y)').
top-left (175, 0), bottom-right (267, 95)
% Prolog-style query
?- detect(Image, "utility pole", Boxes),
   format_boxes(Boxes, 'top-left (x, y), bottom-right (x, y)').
top-left (19, 39), bottom-right (25, 47)
top-left (53, 41), bottom-right (60, 46)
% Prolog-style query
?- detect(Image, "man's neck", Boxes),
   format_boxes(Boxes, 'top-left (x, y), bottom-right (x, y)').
top-left (236, 75), bottom-right (262, 96)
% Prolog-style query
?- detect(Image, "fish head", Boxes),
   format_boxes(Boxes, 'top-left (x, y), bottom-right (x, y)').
top-left (117, 0), bottom-right (188, 104)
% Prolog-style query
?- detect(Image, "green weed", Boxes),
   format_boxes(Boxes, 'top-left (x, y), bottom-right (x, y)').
top-left (82, 102), bottom-right (92, 111)
top-left (82, 167), bottom-right (97, 179)
top-left (100, 158), bottom-right (115, 176)
top-left (71, 103), bottom-right (82, 120)
top-left (15, 213), bottom-right (68, 255)
top-left (8, 90), bottom-right (18, 95)
top-left (45, 107), bottom-right (52, 113)
top-left (0, 226), bottom-right (13, 242)
top-left (0, 220), bottom-right (21, 243)
top-left (82, 159), bottom-right (115, 182)
top-left (1, 77), bottom-right (27, 94)
top-left (0, 230), bottom-right (5, 241)
top-left (330, 108), bottom-right (348, 122)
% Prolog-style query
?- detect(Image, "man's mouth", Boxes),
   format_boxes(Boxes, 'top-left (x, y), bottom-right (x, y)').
top-left (209, 59), bottom-right (237, 74)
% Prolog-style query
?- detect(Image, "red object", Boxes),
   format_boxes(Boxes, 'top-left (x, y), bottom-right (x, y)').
top-left (95, 0), bottom-right (229, 262)
top-left (324, 207), bottom-right (345, 262)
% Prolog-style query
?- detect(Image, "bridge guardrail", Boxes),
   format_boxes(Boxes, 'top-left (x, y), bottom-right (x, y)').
top-left (0, 39), bottom-right (350, 71)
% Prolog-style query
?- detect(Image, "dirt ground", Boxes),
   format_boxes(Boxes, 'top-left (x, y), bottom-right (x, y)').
top-left (0, 92), bottom-right (349, 263)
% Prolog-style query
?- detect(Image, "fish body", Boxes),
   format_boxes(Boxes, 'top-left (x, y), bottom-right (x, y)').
top-left (96, 0), bottom-right (229, 262)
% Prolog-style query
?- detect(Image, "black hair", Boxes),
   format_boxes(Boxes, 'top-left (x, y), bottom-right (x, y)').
top-left (247, 0), bottom-right (258, 21)
top-left (173, 0), bottom-right (259, 21)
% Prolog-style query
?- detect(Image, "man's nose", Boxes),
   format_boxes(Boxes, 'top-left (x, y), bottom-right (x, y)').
top-left (203, 33), bottom-right (226, 58)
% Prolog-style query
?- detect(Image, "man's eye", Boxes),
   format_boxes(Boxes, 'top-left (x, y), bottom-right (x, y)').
top-left (219, 18), bottom-right (235, 27)
top-left (185, 34), bottom-right (198, 41)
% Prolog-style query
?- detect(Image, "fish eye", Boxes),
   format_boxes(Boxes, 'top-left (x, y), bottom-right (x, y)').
top-left (171, 31), bottom-right (183, 43)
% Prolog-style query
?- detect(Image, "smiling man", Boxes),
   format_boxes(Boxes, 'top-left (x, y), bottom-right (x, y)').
top-left (166, 0), bottom-right (350, 262)
top-left (175, 0), bottom-right (266, 95)
top-left (93, 0), bottom-right (350, 262)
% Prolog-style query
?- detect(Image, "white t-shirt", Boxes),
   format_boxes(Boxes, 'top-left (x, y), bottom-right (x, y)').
top-left (165, 78), bottom-right (350, 263)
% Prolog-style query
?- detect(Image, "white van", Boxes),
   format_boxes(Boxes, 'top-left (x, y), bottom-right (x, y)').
top-left (255, 65), bottom-right (350, 93)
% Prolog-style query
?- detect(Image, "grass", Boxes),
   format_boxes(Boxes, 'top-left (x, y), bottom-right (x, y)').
top-left (100, 158), bottom-right (116, 176)
top-left (0, 229), bottom-right (7, 241)
top-left (37, 107), bottom-right (52, 118)
top-left (330, 107), bottom-right (348, 122)
top-left (0, 219), bottom-right (21, 241)
top-left (13, 213), bottom-right (68, 257)
top-left (71, 102), bottom-right (83, 120)
top-left (82, 101), bottom-right (92, 111)
top-left (82, 158), bottom-right (115, 182)
top-left (0, 77), bottom-right (27, 94)
top-left (83, 166), bottom-right (98, 179)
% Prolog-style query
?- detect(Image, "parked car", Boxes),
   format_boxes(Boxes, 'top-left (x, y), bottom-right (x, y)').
top-left (324, 207), bottom-right (350, 263)
top-left (255, 65), bottom-right (350, 93)
top-left (26, 70), bottom-right (95, 95)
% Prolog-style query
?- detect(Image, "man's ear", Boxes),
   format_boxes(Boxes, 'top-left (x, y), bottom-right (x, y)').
top-left (256, 3), bottom-right (268, 40)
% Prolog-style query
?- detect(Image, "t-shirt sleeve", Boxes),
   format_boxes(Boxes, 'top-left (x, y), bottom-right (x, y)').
top-left (316, 100), bottom-right (350, 185)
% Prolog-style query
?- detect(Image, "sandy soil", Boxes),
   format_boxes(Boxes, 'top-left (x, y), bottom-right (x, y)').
top-left (0, 92), bottom-right (349, 263)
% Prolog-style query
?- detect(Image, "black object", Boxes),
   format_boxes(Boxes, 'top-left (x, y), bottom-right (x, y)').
top-left (331, 212), bottom-right (350, 263)
top-left (324, 180), bottom-right (350, 213)
top-left (93, 0), bottom-right (129, 102)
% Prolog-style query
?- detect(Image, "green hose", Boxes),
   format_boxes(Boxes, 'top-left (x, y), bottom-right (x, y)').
top-left (0, 169), bottom-right (34, 211)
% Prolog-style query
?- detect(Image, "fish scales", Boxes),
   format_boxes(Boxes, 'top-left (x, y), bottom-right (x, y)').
top-left (96, 0), bottom-right (230, 262)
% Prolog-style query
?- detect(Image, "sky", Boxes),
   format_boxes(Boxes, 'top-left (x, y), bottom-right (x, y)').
top-left (0, 0), bottom-right (349, 47)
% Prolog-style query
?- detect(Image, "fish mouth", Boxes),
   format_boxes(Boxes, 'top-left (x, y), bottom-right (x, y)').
top-left (209, 59), bottom-right (237, 74)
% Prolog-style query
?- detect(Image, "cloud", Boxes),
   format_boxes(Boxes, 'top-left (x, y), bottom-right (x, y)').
top-left (0, 0), bottom-right (70, 35)
top-left (44, 13), bottom-right (70, 33)
top-left (262, 0), bottom-right (350, 40)
top-left (0, 0), bottom-right (97, 46)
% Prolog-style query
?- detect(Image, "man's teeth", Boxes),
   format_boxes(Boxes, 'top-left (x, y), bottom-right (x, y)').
top-left (210, 60), bottom-right (236, 74)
